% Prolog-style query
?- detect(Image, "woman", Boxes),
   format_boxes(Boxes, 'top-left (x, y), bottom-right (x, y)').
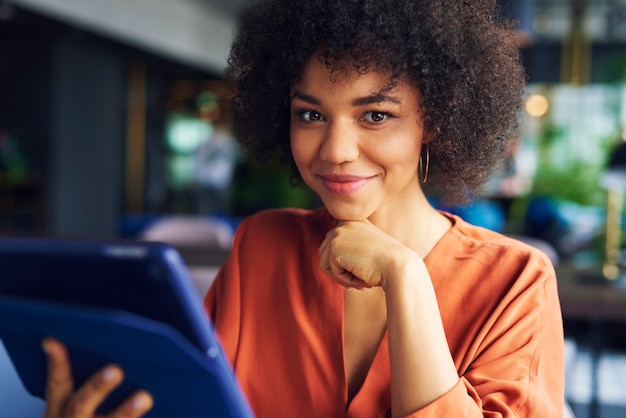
top-left (43, 0), bottom-right (565, 416)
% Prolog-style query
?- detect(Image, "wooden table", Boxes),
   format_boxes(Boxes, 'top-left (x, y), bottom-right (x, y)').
top-left (556, 264), bottom-right (626, 418)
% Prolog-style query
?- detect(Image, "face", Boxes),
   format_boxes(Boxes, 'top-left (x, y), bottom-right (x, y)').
top-left (290, 55), bottom-right (427, 222)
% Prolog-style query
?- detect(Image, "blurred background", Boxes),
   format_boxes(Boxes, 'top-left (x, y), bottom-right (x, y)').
top-left (0, 0), bottom-right (625, 417)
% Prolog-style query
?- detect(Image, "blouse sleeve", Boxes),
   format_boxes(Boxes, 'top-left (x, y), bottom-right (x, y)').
top-left (204, 217), bottom-right (250, 366)
top-left (403, 252), bottom-right (565, 417)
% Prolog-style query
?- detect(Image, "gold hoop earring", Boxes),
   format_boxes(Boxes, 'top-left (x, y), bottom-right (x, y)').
top-left (419, 146), bottom-right (429, 184)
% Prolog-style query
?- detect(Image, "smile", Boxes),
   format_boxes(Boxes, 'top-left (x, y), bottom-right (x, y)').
top-left (318, 174), bottom-right (375, 196)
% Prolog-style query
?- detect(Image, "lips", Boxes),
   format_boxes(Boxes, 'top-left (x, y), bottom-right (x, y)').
top-left (318, 174), bottom-right (375, 195)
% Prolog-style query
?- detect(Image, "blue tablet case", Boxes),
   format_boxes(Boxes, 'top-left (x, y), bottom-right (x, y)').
top-left (0, 238), bottom-right (253, 418)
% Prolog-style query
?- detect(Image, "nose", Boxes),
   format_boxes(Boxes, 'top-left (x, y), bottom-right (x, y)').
top-left (319, 120), bottom-right (359, 164)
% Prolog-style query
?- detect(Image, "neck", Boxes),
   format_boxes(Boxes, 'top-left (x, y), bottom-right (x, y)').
top-left (367, 188), bottom-right (451, 259)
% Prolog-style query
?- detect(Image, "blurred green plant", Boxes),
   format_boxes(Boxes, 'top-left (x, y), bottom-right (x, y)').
top-left (530, 162), bottom-right (606, 207)
top-left (528, 111), bottom-right (618, 208)
top-left (601, 53), bottom-right (626, 83)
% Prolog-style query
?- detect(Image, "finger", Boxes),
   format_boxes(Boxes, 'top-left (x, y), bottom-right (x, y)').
top-left (42, 338), bottom-right (75, 418)
top-left (329, 264), bottom-right (370, 289)
top-left (348, 276), bottom-right (371, 289)
top-left (64, 364), bottom-right (124, 417)
top-left (319, 234), bottom-right (359, 286)
top-left (108, 390), bottom-right (154, 418)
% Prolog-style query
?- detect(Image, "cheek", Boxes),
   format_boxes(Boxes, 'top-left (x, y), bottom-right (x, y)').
top-left (396, 128), bottom-right (423, 169)
top-left (371, 135), bottom-right (421, 171)
top-left (290, 133), bottom-right (314, 172)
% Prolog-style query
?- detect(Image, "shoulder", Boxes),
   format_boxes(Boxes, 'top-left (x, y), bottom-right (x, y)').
top-left (432, 214), bottom-right (561, 345)
top-left (436, 213), bottom-right (556, 285)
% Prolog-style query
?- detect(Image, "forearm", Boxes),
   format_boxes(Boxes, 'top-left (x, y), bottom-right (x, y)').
top-left (385, 261), bottom-right (458, 417)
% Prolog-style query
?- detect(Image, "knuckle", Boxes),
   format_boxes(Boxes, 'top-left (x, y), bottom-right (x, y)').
top-left (47, 373), bottom-right (72, 394)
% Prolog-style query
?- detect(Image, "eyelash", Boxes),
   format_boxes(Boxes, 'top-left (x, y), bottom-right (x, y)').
top-left (294, 109), bottom-right (394, 124)
top-left (361, 111), bottom-right (391, 123)
top-left (295, 109), bottom-right (325, 123)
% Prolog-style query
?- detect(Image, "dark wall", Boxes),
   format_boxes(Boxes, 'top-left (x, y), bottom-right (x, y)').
top-left (0, 7), bottom-right (218, 238)
top-left (47, 39), bottom-right (126, 239)
top-left (0, 10), bottom-right (128, 238)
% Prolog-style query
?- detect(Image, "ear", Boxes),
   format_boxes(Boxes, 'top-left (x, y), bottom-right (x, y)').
top-left (420, 129), bottom-right (433, 146)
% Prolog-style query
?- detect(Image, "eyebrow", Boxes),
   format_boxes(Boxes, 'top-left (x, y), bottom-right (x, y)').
top-left (291, 91), bottom-right (402, 106)
top-left (352, 93), bottom-right (401, 106)
top-left (292, 91), bottom-right (321, 105)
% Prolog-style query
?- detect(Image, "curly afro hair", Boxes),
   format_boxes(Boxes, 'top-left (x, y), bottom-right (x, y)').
top-left (227, 0), bottom-right (526, 204)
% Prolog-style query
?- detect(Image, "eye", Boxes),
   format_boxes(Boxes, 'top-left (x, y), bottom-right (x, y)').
top-left (363, 111), bottom-right (389, 123)
top-left (298, 110), bottom-right (325, 122)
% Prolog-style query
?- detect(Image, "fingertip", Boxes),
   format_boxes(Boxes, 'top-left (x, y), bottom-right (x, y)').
top-left (132, 390), bottom-right (154, 413)
top-left (41, 338), bottom-right (52, 355)
top-left (42, 338), bottom-right (63, 358)
top-left (100, 365), bottom-right (123, 384)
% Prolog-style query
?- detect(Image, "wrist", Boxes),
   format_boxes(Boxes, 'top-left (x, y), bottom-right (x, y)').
top-left (382, 251), bottom-right (428, 293)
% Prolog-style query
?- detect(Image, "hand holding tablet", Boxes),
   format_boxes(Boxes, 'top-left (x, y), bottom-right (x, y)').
top-left (0, 238), bottom-right (252, 418)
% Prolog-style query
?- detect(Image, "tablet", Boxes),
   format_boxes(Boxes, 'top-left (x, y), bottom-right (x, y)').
top-left (0, 238), bottom-right (253, 418)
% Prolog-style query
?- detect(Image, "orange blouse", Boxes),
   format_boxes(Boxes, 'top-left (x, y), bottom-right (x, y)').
top-left (204, 208), bottom-right (564, 417)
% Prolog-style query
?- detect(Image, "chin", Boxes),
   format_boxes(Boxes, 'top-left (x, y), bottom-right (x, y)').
top-left (322, 202), bottom-right (374, 222)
